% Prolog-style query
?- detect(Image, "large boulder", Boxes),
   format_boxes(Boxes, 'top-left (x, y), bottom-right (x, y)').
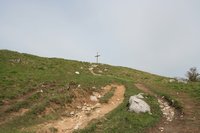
top-left (128, 93), bottom-right (151, 114)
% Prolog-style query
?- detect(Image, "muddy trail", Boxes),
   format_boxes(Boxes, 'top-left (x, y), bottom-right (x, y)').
top-left (135, 83), bottom-right (200, 133)
top-left (35, 84), bottom-right (125, 133)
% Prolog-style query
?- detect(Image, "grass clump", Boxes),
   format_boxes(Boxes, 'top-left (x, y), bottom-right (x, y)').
top-left (99, 87), bottom-right (116, 103)
top-left (6, 100), bottom-right (29, 113)
top-left (49, 127), bottom-right (58, 133)
top-left (49, 94), bottom-right (72, 106)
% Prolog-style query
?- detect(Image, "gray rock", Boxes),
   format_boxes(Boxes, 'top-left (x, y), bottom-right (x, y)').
top-left (128, 94), bottom-right (151, 114)
top-left (90, 95), bottom-right (98, 102)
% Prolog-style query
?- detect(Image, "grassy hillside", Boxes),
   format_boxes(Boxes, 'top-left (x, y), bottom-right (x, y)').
top-left (0, 50), bottom-right (199, 133)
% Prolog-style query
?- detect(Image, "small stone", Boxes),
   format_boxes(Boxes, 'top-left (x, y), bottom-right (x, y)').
top-left (159, 127), bottom-right (164, 132)
top-left (92, 86), bottom-right (96, 89)
top-left (86, 107), bottom-right (91, 111)
top-left (70, 111), bottom-right (75, 115)
top-left (77, 106), bottom-right (82, 109)
top-left (92, 64), bottom-right (98, 67)
top-left (89, 67), bottom-right (93, 71)
top-left (93, 103), bottom-right (101, 108)
top-left (75, 71), bottom-right (80, 75)
top-left (90, 95), bottom-right (98, 102)
top-left (98, 70), bottom-right (103, 73)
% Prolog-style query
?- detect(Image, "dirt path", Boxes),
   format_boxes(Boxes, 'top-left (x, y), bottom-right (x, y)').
top-left (135, 83), bottom-right (200, 133)
top-left (36, 84), bottom-right (125, 133)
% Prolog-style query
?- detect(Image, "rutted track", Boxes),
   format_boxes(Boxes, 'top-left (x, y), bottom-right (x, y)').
top-left (36, 84), bottom-right (125, 133)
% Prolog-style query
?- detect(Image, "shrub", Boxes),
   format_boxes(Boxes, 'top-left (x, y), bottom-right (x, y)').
top-left (186, 67), bottom-right (200, 82)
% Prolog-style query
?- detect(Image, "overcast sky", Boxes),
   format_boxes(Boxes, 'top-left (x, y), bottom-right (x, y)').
top-left (0, 0), bottom-right (200, 77)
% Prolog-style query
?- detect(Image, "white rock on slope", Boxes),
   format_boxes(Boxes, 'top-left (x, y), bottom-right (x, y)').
top-left (128, 93), bottom-right (151, 114)
top-left (90, 95), bottom-right (98, 102)
top-left (75, 71), bottom-right (80, 75)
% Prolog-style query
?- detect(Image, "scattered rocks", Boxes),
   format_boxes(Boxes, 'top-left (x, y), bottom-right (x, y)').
top-left (158, 98), bottom-right (175, 122)
top-left (88, 64), bottom-right (104, 76)
top-left (169, 77), bottom-right (188, 84)
top-left (10, 58), bottom-right (21, 63)
top-left (81, 105), bottom-right (92, 112)
top-left (175, 77), bottom-right (188, 84)
top-left (159, 127), bottom-right (164, 132)
top-left (128, 93), bottom-right (151, 114)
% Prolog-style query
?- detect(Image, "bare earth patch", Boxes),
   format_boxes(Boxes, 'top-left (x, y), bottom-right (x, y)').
top-left (35, 84), bottom-right (125, 133)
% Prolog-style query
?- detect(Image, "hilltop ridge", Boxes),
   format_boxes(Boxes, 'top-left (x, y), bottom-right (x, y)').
top-left (0, 50), bottom-right (200, 133)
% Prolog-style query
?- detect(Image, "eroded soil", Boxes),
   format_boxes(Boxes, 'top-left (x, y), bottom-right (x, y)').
top-left (35, 84), bottom-right (125, 133)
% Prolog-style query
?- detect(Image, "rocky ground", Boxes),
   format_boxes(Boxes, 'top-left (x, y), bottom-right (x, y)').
top-left (34, 84), bottom-right (125, 133)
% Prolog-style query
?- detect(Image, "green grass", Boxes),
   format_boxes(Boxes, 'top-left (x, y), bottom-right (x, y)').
top-left (99, 87), bottom-right (116, 103)
top-left (6, 100), bottom-right (29, 113)
top-left (75, 82), bottom-right (162, 133)
top-left (0, 49), bottom-right (199, 133)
